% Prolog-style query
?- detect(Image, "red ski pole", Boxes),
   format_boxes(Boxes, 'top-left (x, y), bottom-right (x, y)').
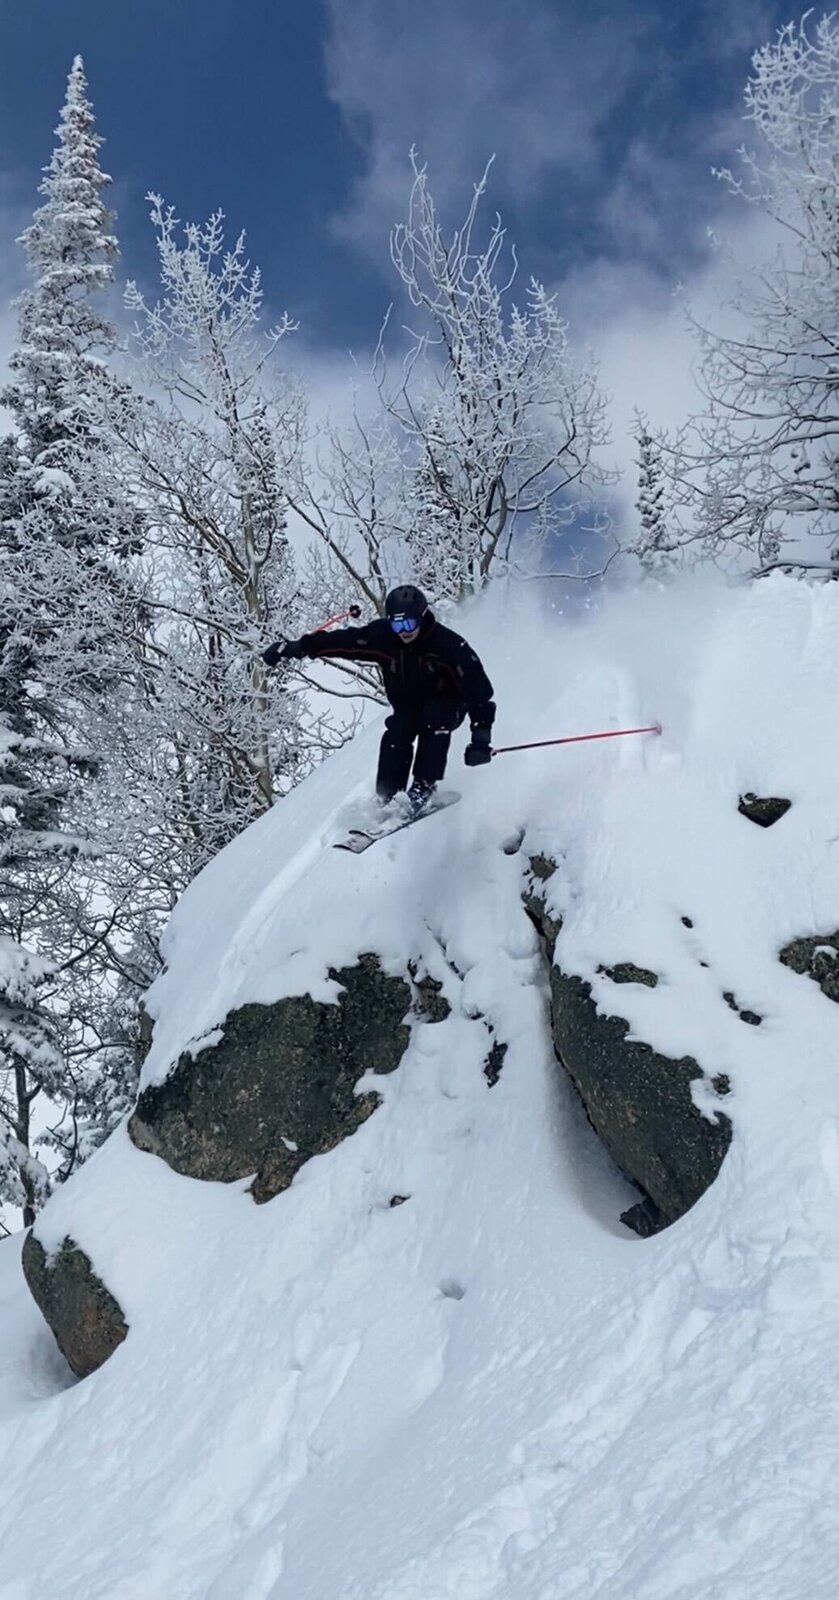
top-left (313, 605), bottom-right (362, 633)
top-left (491, 723), bottom-right (662, 757)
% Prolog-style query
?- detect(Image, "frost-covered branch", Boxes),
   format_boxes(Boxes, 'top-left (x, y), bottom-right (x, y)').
top-left (655, 15), bottom-right (839, 564)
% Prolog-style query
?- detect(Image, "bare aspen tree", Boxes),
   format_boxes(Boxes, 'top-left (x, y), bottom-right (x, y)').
top-left (300, 157), bottom-right (612, 611)
top-left (659, 16), bottom-right (839, 567)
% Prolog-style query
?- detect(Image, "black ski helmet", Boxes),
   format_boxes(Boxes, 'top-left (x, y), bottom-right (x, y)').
top-left (385, 584), bottom-right (429, 619)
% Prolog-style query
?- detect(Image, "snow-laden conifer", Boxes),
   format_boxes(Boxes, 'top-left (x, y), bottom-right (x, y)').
top-left (632, 420), bottom-right (681, 572)
top-left (0, 604), bottom-right (96, 1224)
top-left (0, 59), bottom-right (132, 1224)
top-left (2, 55), bottom-right (118, 531)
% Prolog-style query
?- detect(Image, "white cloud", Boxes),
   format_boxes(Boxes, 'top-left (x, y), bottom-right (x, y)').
top-left (322, 0), bottom-right (650, 253)
top-left (320, 0), bottom-right (788, 277)
top-left (559, 204), bottom-right (782, 527)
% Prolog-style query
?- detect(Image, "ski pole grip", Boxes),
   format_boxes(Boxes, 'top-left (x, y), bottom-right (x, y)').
top-left (314, 604), bottom-right (364, 632)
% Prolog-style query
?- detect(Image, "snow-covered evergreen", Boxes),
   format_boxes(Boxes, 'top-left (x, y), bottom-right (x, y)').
top-left (1, 55), bottom-right (119, 543)
top-left (632, 420), bottom-right (681, 572)
top-left (0, 618), bottom-right (93, 1223)
top-left (0, 58), bottom-right (129, 1223)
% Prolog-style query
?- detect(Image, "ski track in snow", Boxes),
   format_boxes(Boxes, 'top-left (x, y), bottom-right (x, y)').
top-left (2, 576), bottom-right (839, 1597)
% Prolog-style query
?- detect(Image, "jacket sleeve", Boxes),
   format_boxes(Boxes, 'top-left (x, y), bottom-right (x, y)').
top-left (454, 639), bottom-right (496, 731)
top-left (298, 623), bottom-right (389, 664)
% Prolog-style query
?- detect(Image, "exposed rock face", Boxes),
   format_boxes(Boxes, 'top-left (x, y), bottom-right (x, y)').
top-left (23, 954), bottom-right (413, 1379)
top-left (410, 969), bottom-right (451, 1024)
top-left (129, 954), bottom-right (412, 1203)
top-left (738, 792), bottom-right (791, 828)
top-left (21, 1233), bottom-right (127, 1378)
top-left (722, 990), bottom-right (763, 1026)
top-left (526, 859), bottom-right (732, 1235)
top-left (598, 962), bottom-right (659, 989)
top-left (779, 933), bottom-right (839, 1004)
top-left (549, 967), bottom-right (732, 1232)
top-left (522, 854), bottom-right (563, 947)
top-left (620, 1195), bottom-right (666, 1239)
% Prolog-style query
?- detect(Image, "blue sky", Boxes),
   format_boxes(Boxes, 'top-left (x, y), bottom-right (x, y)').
top-left (0, 0), bottom-right (794, 353)
top-left (0, 0), bottom-right (804, 518)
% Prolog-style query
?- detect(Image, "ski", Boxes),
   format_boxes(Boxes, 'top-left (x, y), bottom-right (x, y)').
top-left (333, 792), bottom-right (461, 854)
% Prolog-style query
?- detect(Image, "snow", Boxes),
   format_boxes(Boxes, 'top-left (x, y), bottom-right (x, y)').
top-left (2, 573), bottom-right (839, 1597)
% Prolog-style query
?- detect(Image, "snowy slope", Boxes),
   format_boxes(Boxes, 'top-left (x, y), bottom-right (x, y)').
top-left (3, 574), bottom-right (839, 1598)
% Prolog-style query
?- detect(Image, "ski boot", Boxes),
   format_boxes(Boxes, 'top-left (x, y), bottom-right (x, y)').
top-left (406, 781), bottom-right (437, 818)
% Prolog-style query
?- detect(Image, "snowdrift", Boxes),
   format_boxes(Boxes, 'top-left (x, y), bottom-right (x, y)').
top-left (3, 574), bottom-right (839, 1599)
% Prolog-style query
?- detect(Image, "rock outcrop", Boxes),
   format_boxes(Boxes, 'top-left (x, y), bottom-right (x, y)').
top-left (549, 966), bottom-right (732, 1232)
top-left (779, 932), bottom-right (839, 1004)
top-left (526, 859), bottom-right (732, 1235)
top-left (738, 792), bottom-right (791, 828)
top-left (25, 859), bottom-right (746, 1381)
top-left (21, 1233), bottom-right (127, 1378)
top-left (129, 953), bottom-right (412, 1203)
top-left (24, 953), bottom-right (414, 1378)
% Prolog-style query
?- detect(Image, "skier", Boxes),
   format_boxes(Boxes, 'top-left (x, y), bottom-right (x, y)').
top-left (262, 585), bottom-right (495, 809)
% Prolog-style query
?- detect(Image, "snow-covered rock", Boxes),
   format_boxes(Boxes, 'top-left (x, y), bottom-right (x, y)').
top-left (21, 1232), bottom-right (127, 1378)
top-left (526, 859), bottom-right (733, 1232)
top-left (129, 954), bottom-right (413, 1202)
top-left (780, 929), bottom-right (839, 1004)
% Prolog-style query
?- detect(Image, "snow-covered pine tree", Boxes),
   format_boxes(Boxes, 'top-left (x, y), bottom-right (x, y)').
top-left (632, 420), bottom-right (681, 572)
top-left (1, 55), bottom-right (119, 540)
top-left (0, 51), bottom-right (140, 711)
top-left (0, 603), bottom-right (95, 1226)
top-left (404, 444), bottom-right (471, 601)
top-left (0, 52), bottom-right (137, 728)
top-left (0, 58), bottom-right (137, 1226)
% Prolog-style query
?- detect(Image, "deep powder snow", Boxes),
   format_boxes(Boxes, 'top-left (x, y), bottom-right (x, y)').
top-left (2, 574), bottom-right (839, 1599)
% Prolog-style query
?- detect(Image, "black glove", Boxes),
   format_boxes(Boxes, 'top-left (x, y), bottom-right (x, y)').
top-left (262, 639), bottom-right (305, 667)
top-left (464, 727), bottom-right (493, 767)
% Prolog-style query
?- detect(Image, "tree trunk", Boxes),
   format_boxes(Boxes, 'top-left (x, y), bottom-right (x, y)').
top-left (14, 1062), bottom-right (37, 1228)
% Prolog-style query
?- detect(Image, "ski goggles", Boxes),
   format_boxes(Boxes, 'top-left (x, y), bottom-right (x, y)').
top-left (389, 615), bottom-right (420, 634)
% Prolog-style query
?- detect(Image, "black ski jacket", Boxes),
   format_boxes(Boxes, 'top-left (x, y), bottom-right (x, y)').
top-left (297, 613), bottom-right (496, 730)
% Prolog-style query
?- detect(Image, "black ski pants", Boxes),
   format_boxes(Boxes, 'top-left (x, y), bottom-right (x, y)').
top-left (376, 698), bottom-right (466, 801)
